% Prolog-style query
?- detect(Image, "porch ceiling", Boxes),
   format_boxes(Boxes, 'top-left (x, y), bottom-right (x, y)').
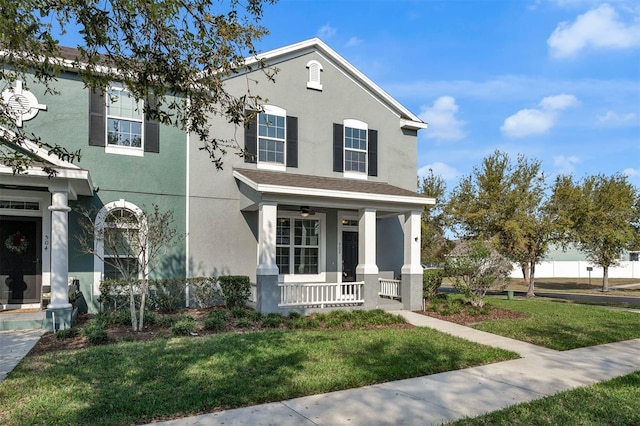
top-left (233, 168), bottom-right (434, 213)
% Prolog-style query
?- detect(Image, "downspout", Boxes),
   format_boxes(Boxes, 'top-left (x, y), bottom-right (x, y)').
top-left (185, 99), bottom-right (191, 307)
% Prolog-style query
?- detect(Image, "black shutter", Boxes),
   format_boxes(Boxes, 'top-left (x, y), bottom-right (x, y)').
top-left (368, 129), bottom-right (378, 177)
top-left (286, 116), bottom-right (298, 168)
top-left (89, 90), bottom-right (106, 147)
top-left (244, 110), bottom-right (257, 163)
top-left (333, 123), bottom-right (343, 172)
top-left (144, 96), bottom-right (160, 153)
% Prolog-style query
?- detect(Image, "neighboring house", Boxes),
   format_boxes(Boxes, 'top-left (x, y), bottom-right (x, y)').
top-left (509, 244), bottom-right (640, 280)
top-left (187, 39), bottom-right (432, 313)
top-left (0, 49), bottom-right (188, 328)
top-left (0, 38), bottom-right (432, 328)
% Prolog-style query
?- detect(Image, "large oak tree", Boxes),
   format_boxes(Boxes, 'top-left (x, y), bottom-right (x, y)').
top-left (0, 0), bottom-right (276, 172)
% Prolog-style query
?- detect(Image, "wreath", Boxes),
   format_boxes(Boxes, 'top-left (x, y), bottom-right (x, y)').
top-left (4, 231), bottom-right (29, 254)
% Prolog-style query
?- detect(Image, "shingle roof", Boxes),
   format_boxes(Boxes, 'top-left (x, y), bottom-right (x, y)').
top-left (234, 168), bottom-right (432, 201)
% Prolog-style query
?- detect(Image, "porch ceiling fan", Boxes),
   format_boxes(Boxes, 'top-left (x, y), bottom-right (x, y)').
top-left (300, 206), bottom-right (316, 217)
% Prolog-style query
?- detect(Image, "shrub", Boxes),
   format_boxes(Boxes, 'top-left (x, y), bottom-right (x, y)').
top-left (148, 278), bottom-right (185, 312)
top-left (189, 277), bottom-right (222, 308)
top-left (234, 317), bottom-right (254, 329)
top-left (204, 310), bottom-right (230, 331)
top-left (218, 275), bottom-right (251, 309)
top-left (83, 319), bottom-right (109, 345)
top-left (171, 317), bottom-right (196, 336)
top-left (261, 313), bottom-right (284, 328)
top-left (55, 328), bottom-right (79, 339)
top-left (423, 268), bottom-right (444, 300)
top-left (287, 311), bottom-right (302, 319)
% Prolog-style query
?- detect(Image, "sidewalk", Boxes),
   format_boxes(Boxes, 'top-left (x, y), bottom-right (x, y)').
top-left (149, 311), bottom-right (640, 426)
top-left (0, 329), bottom-right (45, 383)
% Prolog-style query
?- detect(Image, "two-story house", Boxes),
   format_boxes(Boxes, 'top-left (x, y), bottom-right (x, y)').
top-left (187, 39), bottom-right (433, 313)
top-left (0, 50), bottom-right (188, 328)
top-left (0, 38), bottom-right (431, 329)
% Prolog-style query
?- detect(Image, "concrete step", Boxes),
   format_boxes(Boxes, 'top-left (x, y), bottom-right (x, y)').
top-left (0, 311), bottom-right (46, 331)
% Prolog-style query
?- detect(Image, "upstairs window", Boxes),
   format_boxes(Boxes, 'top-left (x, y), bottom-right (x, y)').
top-left (258, 106), bottom-right (286, 166)
top-left (106, 86), bottom-right (143, 149)
top-left (89, 86), bottom-right (160, 156)
top-left (333, 119), bottom-right (378, 178)
top-left (244, 106), bottom-right (298, 169)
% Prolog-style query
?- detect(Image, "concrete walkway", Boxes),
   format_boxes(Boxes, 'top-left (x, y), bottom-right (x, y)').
top-left (0, 329), bottom-right (45, 383)
top-left (149, 311), bottom-right (640, 426)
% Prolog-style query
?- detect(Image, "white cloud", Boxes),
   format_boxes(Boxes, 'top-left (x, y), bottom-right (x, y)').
top-left (539, 94), bottom-right (579, 110)
top-left (317, 24), bottom-right (337, 39)
top-left (345, 37), bottom-right (363, 47)
top-left (418, 162), bottom-right (460, 181)
top-left (553, 155), bottom-right (581, 175)
top-left (501, 94), bottom-right (579, 138)
top-left (597, 111), bottom-right (637, 123)
top-left (548, 3), bottom-right (640, 58)
top-left (501, 109), bottom-right (555, 138)
top-left (419, 96), bottom-right (467, 141)
top-left (624, 167), bottom-right (640, 177)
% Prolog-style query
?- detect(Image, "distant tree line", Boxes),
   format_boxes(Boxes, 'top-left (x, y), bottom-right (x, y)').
top-left (420, 151), bottom-right (640, 294)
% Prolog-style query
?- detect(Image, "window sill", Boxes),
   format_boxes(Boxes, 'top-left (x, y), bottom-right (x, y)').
top-left (279, 272), bottom-right (327, 283)
top-left (106, 145), bottom-right (144, 157)
top-left (257, 163), bottom-right (286, 172)
top-left (343, 171), bottom-right (368, 180)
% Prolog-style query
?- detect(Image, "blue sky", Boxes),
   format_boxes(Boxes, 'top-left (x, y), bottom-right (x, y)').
top-left (254, 0), bottom-right (640, 189)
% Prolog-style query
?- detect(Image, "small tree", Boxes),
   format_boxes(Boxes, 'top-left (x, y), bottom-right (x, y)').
top-left (77, 204), bottom-right (180, 331)
top-left (419, 169), bottom-right (453, 265)
top-left (445, 240), bottom-right (512, 307)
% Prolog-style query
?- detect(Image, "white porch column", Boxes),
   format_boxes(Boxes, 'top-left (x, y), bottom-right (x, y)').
top-left (48, 186), bottom-right (72, 310)
top-left (401, 209), bottom-right (423, 310)
top-left (256, 201), bottom-right (279, 313)
top-left (356, 208), bottom-right (378, 309)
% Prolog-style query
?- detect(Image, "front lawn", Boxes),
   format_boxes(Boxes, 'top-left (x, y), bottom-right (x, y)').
top-left (450, 371), bottom-right (640, 425)
top-left (478, 297), bottom-right (640, 350)
top-left (0, 322), bottom-right (517, 425)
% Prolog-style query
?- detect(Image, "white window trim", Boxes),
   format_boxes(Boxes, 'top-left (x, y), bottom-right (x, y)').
top-left (277, 211), bottom-right (326, 283)
top-left (93, 199), bottom-right (147, 295)
top-left (257, 105), bottom-right (287, 171)
top-left (343, 119), bottom-right (368, 178)
top-left (105, 85), bottom-right (145, 157)
top-left (306, 60), bottom-right (323, 91)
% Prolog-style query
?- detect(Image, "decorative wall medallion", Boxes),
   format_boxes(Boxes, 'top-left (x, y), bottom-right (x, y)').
top-left (2, 80), bottom-right (47, 127)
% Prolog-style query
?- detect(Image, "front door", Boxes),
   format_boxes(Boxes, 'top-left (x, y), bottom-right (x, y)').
top-left (0, 216), bottom-right (42, 305)
top-left (342, 231), bottom-right (358, 283)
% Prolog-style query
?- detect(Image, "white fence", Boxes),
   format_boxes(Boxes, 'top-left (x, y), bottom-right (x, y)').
top-left (378, 278), bottom-right (401, 299)
top-left (279, 282), bottom-right (364, 308)
top-left (510, 261), bottom-right (640, 279)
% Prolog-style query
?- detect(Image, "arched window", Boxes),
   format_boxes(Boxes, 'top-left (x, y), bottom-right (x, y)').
top-left (306, 60), bottom-right (323, 91)
top-left (94, 200), bottom-right (146, 285)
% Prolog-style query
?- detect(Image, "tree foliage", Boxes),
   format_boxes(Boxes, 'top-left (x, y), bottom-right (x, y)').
top-left (0, 0), bottom-right (276, 172)
top-left (445, 240), bottom-right (511, 307)
top-left (76, 204), bottom-right (181, 331)
top-left (445, 151), bottom-right (552, 296)
top-left (419, 169), bottom-right (452, 264)
top-left (548, 173), bottom-right (640, 291)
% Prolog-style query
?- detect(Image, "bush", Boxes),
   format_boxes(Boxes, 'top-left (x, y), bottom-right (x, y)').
top-left (234, 317), bottom-right (254, 329)
top-left (55, 328), bottom-right (79, 339)
top-left (423, 268), bottom-right (444, 300)
top-left (189, 277), bottom-right (222, 308)
top-left (218, 275), bottom-right (251, 309)
top-left (149, 278), bottom-right (185, 312)
top-left (83, 319), bottom-right (109, 345)
top-left (204, 310), bottom-right (230, 331)
top-left (261, 313), bottom-right (284, 328)
top-left (171, 317), bottom-right (196, 336)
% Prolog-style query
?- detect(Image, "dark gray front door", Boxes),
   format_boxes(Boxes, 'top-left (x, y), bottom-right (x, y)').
top-left (342, 231), bottom-right (358, 283)
top-left (0, 216), bottom-right (42, 305)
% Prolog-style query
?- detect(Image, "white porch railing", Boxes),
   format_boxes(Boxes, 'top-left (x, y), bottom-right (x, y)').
top-left (378, 278), bottom-right (401, 300)
top-left (279, 282), bottom-right (365, 308)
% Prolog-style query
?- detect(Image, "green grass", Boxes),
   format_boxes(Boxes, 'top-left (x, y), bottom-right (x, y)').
top-left (450, 371), bottom-right (640, 425)
top-left (478, 297), bottom-right (640, 350)
top-left (0, 328), bottom-right (517, 426)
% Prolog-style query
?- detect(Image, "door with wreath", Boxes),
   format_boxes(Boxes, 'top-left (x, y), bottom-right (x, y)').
top-left (0, 216), bottom-right (42, 306)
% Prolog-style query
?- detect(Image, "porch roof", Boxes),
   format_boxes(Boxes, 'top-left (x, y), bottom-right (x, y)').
top-left (233, 168), bottom-right (434, 210)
